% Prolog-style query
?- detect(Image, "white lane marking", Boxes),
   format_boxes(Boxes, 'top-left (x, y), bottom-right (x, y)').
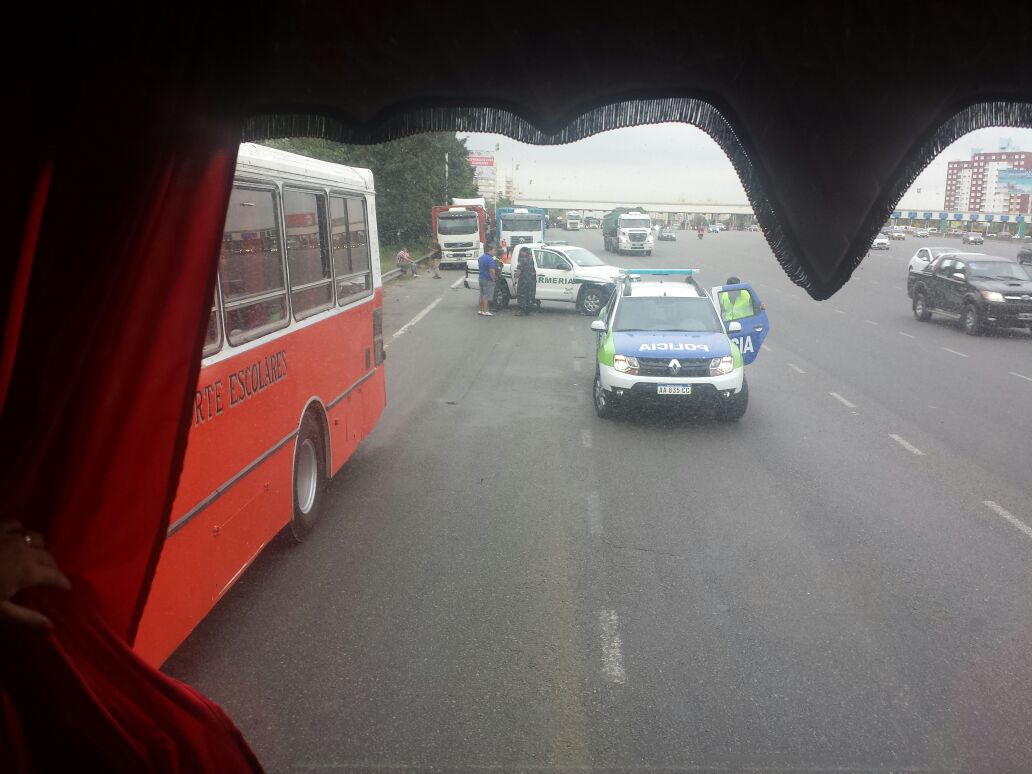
top-left (762, 344), bottom-right (773, 352)
top-left (863, 319), bottom-right (878, 326)
top-left (1010, 371), bottom-right (1032, 383)
top-left (587, 491), bottom-right (603, 536)
top-left (941, 347), bottom-right (969, 358)
top-left (889, 434), bottom-right (926, 456)
top-left (387, 297), bottom-right (443, 346)
top-left (599, 609), bottom-right (627, 684)
top-left (449, 276), bottom-right (465, 289)
top-left (899, 331), bottom-right (916, 339)
top-left (829, 392), bottom-right (857, 409)
top-left (984, 501), bottom-right (1032, 541)
top-left (788, 363), bottom-right (806, 374)
top-left (581, 429), bottom-right (593, 449)
top-left (833, 309), bottom-right (846, 315)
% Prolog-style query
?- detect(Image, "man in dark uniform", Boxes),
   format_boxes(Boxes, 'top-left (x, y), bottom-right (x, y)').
top-left (513, 246), bottom-right (537, 316)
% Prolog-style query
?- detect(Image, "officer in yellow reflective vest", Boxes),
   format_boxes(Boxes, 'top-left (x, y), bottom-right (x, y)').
top-left (720, 276), bottom-right (754, 321)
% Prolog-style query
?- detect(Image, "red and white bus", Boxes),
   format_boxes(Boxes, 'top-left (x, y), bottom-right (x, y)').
top-left (135, 144), bottom-right (386, 665)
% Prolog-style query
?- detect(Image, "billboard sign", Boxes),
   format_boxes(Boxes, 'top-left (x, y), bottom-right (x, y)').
top-left (467, 150), bottom-right (496, 183)
top-left (998, 169), bottom-right (1032, 194)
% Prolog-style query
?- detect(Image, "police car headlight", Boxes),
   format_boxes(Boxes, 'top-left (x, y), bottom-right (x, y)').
top-left (614, 355), bottom-right (639, 374)
top-left (980, 290), bottom-right (1005, 303)
top-left (709, 356), bottom-right (734, 376)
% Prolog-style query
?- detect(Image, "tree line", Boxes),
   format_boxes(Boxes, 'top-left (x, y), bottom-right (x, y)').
top-left (262, 134), bottom-right (479, 245)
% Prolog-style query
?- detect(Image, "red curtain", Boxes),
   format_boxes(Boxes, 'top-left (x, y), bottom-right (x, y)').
top-left (0, 26), bottom-right (263, 770)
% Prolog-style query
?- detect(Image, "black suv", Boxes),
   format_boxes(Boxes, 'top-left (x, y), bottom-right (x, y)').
top-left (1018, 243), bottom-right (1032, 268)
top-left (907, 253), bottom-right (1032, 335)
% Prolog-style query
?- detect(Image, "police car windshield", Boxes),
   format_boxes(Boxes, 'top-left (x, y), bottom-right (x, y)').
top-left (614, 296), bottom-right (723, 332)
top-left (563, 247), bottom-right (606, 267)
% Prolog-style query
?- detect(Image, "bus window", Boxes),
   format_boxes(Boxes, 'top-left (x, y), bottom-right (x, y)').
top-left (284, 189), bottom-right (333, 320)
top-left (330, 195), bottom-right (373, 304)
top-left (219, 186), bottom-right (288, 345)
top-left (202, 287), bottom-right (222, 357)
top-left (346, 197), bottom-right (370, 273)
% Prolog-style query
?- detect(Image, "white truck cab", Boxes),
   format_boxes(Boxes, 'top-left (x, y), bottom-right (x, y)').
top-left (436, 207), bottom-right (484, 267)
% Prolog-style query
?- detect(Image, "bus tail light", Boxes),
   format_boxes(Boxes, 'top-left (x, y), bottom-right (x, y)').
top-left (373, 308), bottom-right (385, 365)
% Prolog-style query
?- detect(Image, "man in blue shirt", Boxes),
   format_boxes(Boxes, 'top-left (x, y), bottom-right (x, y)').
top-left (477, 245), bottom-right (497, 317)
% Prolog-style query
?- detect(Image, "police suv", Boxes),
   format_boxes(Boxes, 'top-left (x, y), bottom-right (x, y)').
top-left (590, 270), bottom-right (769, 420)
top-left (465, 243), bottom-right (622, 314)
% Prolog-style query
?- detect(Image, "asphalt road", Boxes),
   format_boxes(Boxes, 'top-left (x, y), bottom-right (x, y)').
top-left (165, 229), bottom-right (1032, 773)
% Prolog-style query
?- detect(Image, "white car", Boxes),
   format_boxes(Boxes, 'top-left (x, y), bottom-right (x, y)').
top-left (915, 229), bottom-right (929, 238)
top-left (907, 246), bottom-right (963, 274)
top-left (465, 242), bottom-right (622, 314)
top-left (871, 233), bottom-right (890, 250)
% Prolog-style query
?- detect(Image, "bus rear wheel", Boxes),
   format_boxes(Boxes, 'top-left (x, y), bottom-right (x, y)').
top-left (290, 414), bottom-right (326, 542)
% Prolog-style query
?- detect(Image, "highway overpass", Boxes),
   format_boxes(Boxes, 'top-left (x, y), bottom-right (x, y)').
top-left (513, 198), bottom-right (755, 215)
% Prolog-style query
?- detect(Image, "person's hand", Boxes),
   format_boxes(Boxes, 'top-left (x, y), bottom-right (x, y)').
top-left (0, 520), bottom-right (71, 628)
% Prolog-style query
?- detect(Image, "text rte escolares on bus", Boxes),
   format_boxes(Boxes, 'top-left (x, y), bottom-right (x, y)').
top-left (193, 351), bottom-right (288, 426)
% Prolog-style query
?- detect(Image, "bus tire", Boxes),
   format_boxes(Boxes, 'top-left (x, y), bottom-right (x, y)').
top-left (289, 414), bottom-right (326, 542)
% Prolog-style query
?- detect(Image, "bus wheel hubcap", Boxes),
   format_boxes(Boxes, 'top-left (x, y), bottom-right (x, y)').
top-left (297, 439), bottom-right (318, 515)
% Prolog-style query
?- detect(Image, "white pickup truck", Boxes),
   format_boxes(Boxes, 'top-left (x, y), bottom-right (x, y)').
top-left (465, 242), bottom-right (623, 314)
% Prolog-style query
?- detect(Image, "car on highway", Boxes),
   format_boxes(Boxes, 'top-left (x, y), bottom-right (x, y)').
top-left (948, 228), bottom-right (964, 237)
top-left (915, 228), bottom-right (929, 238)
top-left (707, 224), bottom-right (721, 233)
top-left (888, 229), bottom-right (906, 240)
top-left (1018, 244), bottom-right (1032, 267)
top-left (464, 242), bottom-right (622, 314)
top-left (962, 231), bottom-right (984, 245)
top-left (871, 233), bottom-right (890, 250)
top-left (658, 227), bottom-right (677, 241)
top-left (906, 246), bottom-right (961, 274)
top-left (589, 269), bottom-right (768, 420)
top-left (908, 253), bottom-right (1032, 335)
top-left (748, 224), bottom-right (760, 232)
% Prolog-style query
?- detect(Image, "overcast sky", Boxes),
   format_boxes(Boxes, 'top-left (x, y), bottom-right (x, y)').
top-left (460, 126), bottom-right (1032, 211)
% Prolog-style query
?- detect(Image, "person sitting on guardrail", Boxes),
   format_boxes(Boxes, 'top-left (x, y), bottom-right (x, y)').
top-left (395, 247), bottom-right (417, 278)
